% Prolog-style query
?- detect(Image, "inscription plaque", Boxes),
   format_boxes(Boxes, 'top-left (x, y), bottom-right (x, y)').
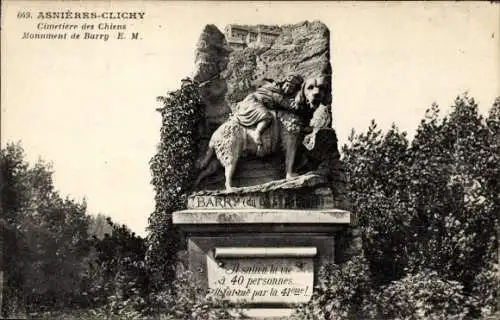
top-left (207, 257), bottom-right (314, 304)
top-left (188, 188), bottom-right (335, 210)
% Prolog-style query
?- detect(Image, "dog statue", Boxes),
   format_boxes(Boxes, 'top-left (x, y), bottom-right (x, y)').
top-left (194, 75), bottom-right (330, 191)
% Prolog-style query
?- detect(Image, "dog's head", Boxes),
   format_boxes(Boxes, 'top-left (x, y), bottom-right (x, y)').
top-left (296, 76), bottom-right (330, 109)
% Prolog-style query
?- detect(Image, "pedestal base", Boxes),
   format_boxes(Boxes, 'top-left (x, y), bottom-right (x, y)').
top-left (173, 208), bottom-right (357, 315)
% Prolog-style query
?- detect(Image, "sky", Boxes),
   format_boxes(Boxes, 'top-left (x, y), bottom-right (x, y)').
top-left (1, 1), bottom-right (499, 236)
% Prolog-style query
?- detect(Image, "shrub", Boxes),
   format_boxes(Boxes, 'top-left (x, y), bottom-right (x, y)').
top-left (468, 260), bottom-right (500, 318)
top-left (369, 270), bottom-right (469, 320)
top-left (146, 271), bottom-right (237, 320)
top-left (82, 217), bottom-right (149, 311)
top-left (293, 256), bottom-right (371, 320)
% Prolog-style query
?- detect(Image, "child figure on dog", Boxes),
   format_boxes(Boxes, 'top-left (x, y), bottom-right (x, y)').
top-left (234, 73), bottom-right (304, 154)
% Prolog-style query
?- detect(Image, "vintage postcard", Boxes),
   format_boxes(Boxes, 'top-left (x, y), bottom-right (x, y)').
top-left (1, 1), bottom-right (498, 319)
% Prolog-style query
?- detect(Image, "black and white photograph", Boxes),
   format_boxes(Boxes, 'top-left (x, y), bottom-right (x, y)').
top-left (1, 1), bottom-right (499, 319)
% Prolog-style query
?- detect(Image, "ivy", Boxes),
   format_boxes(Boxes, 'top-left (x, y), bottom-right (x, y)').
top-left (147, 82), bottom-right (204, 290)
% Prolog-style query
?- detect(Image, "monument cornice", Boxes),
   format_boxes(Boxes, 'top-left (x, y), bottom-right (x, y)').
top-left (173, 208), bottom-right (355, 225)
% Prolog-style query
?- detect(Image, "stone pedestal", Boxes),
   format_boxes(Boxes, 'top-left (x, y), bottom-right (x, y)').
top-left (173, 190), bottom-right (358, 318)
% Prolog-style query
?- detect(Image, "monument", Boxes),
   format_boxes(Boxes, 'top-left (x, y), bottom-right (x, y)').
top-left (171, 21), bottom-right (362, 318)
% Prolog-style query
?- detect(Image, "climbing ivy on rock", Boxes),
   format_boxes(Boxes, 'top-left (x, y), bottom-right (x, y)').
top-left (147, 82), bottom-right (204, 290)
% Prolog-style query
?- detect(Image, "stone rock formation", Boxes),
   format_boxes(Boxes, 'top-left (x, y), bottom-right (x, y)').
top-left (223, 20), bottom-right (332, 109)
top-left (192, 25), bottom-right (232, 130)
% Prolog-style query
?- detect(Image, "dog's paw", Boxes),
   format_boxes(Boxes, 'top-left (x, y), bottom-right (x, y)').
top-left (286, 172), bottom-right (298, 179)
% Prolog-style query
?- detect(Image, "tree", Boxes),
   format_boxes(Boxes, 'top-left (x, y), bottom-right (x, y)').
top-left (406, 96), bottom-right (498, 290)
top-left (342, 122), bottom-right (412, 285)
top-left (0, 143), bottom-right (91, 315)
top-left (342, 94), bottom-right (499, 318)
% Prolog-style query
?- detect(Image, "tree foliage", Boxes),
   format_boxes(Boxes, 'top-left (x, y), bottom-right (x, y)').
top-left (1, 143), bottom-right (91, 315)
top-left (83, 217), bottom-right (149, 311)
top-left (340, 94), bottom-right (499, 318)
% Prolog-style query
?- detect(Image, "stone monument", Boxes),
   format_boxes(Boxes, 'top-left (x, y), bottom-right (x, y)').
top-left (172, 20), bottom-right (361, 318)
